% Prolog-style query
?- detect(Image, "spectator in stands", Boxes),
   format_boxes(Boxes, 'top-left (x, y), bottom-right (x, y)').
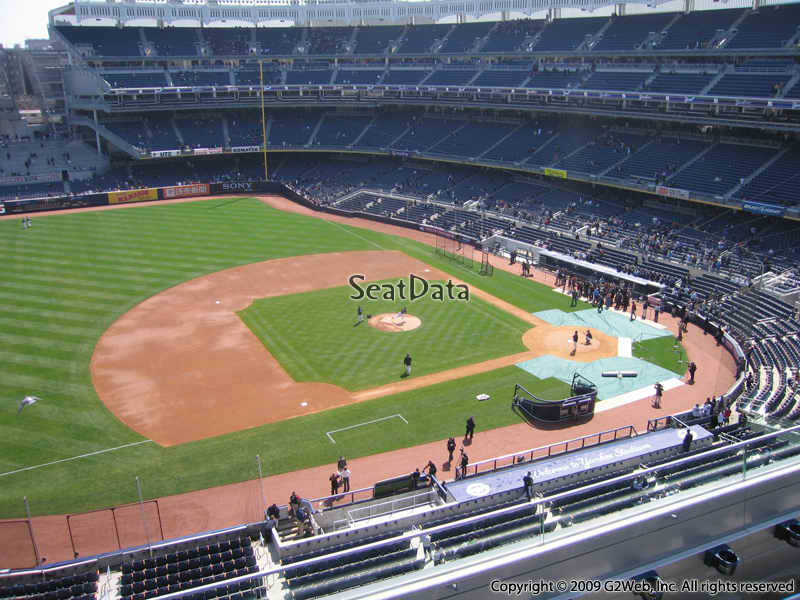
top-left (423, 460), bottom-right (437, 486)
top-left (411, 468), bottom-right (421, 489)
top-left (692, 404), bottom-right (702, 418)
top-left (289, 491), bottom-right (300, 518)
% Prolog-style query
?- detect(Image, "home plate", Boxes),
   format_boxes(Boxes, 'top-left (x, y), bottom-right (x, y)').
top-left (300, 402), bottom-right (308, 407)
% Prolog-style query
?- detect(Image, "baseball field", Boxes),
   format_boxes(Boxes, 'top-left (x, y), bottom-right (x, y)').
top-left (0, 196), bottom-right (684, 519)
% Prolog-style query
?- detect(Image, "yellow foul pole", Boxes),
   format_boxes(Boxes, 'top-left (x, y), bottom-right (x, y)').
top-left (259, 61), bottom-right (269, 181)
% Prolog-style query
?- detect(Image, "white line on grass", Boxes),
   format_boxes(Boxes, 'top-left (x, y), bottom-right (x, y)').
top-left (0, 440), bottom-right (154, 478)
top-left (326, 414), bottom-right (408, 444)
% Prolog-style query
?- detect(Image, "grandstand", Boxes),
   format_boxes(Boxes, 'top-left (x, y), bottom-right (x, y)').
top-left (1, 0), bottom-right (800, 597)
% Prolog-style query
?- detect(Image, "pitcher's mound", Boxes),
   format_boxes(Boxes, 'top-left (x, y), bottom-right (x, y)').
top-left (369, 313), bottom-right (422, 332)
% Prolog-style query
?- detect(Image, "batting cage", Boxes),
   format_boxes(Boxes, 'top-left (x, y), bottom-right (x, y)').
top-left (434, 229), bottom-right (476, 270)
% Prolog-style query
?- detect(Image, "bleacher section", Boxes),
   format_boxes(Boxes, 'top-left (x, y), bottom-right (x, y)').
top-left (736, 149), bottom-right (800, 206)
top-left (397, 24), bottom-right (451, 54)
top-left (102, 71), bottom-right (168, 88)
top-left (726, 4), bottom-right (800, 49)
top-left (592, 13), bottom-right (675, 51)
top-left (581, 71), bottom-right (648, 91)
top-left (645, 72), bottom-right (715, 95)
top-left (669, 144), bottom-right (777, 196)
top-left (656, 8), bottom-right (743, 50)
top-left (708, 73), bottom-right (789, 98)
top-left (534, 17), bottom-right (607, 52)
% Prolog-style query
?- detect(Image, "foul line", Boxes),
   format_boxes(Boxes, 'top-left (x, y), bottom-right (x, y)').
top-left (0, 440), bottom-right (154, 478)
top-left (326, 414), bottom-right (408, 444)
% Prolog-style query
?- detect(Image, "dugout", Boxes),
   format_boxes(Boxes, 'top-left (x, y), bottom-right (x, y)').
top-left (512, 374), bottom-right (597, 424)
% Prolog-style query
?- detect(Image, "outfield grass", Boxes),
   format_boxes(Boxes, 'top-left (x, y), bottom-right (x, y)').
top-left (0, 197), bottom-right (596, 517)
top-left (633, 336), bottom-right (688, 376)
top-left (239, 280), bottom-right (531, 390)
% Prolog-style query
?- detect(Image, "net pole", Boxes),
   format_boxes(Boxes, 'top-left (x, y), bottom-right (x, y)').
top-left (259, 61), bottom-right (269, 181)
top-left (23, 497), bottom-right (41, 567)
top-left (135, 477), bottom-right (153, 557)
top-left (256, 455), bottom-right (267, 520)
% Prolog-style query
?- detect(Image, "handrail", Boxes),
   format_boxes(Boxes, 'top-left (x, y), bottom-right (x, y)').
top-left (465, 424), bottom-right (637, 476)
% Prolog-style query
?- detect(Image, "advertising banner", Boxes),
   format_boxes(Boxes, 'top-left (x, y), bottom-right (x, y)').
top-left (150, 150), bottom-right (181, 158)
top-left (0, 202), bottom-right (4, 214)
top-left (0, 172), bottom-right (63, 186)
top-left (108, 188), bottom-right (158, 205)
top-left (192, 148), bottom-right (223, 156)
top-left (232, 146), bottom-right (261, 153)
top-left (656, 186), bottom-right (690, 200)
top-left (543, 168), bottom-right (567, 179)
top-left (742, 201), bottom-right (785, 217)
top-left (163, 183), bottom-right (210, 199)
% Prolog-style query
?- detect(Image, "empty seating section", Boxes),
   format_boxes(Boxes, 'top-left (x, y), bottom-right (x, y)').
top-left (145, 117), bottom-right (181, 151)
top-left (175, 117), bottom-right (224, 149)
top-left (556, 132), bottom-right (645, 174)
top-left (354, 25), bottom-right (404, 54)
top-left (593, 13), bottom-right (675, 51)
top-left (534, 17), bottom-right (607, 52)
top-left (391, 117), bottom-right (459, 152)
top-left (357, 114), bottom-right (411, 148)
top-left (669, 144), bottom-right (776, 196)
top-left (308, 27), bottom-right (354, 54)
top-left (313, 116), bottom-right (371, 146)
top-left (56, 26), bottom-right (141, 57)
top-left (737, 150), bottom-right (800, 206)
top-left (581, 71), bottom-right (648, 91)
top-left (726, 4), bottom-right (800, 49)
top-left (482, 20), bottom-right (543, 52)
top-left (171, 71), bottom-right (230, 87)
top-left (102, 71), bottom-right (168, 88)
top-left (203, 28), bottom-right (250, 56)
top-left (617, 138), bottom-right (708, 180)
top-left (0, 569), bottom-right (99, 600)
top-left (105, 121), bottom-right (148, 149)
top-left (286, 70), bottom-right (334, 85)
top-left (657, 8), bottom-right (742, 50)
top-left (429, 122), bottom-right (517, 158)
top-left (424, 70), bottom-right (478, 86)
top-left (254, 27), bottom-right (303, 55)
top-left (526, 69), bottom-right (585, 89)
top-left (235, 67), bottom-right (281, 86)
top-left (439, 22), bottom-right (493, 52)
top-left (645, 73), bottom-right (714, 94)
top-left (334, 70), bottom-right (383, 85)
top-left (144, 27), bottom-right (199, 56)
top-left (708, 74), bottom-right (789, 97)
top-left (269, 114), bottom-right (317, 146)
top-left (118, 536), bottom-right (258, 600)
top-left (382, 70), bottom-right (430, 85)
top-left (472, 70), bottom-right (528, 87)
top-left (227, 113), bottom-right (263, 147)
top-left (397, 25), bottom-right (451, 53)
top-left (483, 122), bottom-right (551, 163)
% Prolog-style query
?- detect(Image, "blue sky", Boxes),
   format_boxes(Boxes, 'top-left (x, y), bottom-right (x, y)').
top-left (0, 0), bottom-right (67, 48)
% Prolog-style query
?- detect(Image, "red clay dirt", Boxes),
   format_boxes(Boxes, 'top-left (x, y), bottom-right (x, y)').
top-left (1, 194), bottom-right (738, 568)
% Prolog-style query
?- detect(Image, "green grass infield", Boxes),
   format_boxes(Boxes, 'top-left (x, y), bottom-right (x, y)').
top-left (239, 279), bottom-right (532, 390)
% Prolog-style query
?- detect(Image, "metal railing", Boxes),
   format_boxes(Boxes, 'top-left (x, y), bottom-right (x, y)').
top-left (346, 489), bottom-right (437, 525)
top-left (466, 424), bottom-right (637, 477)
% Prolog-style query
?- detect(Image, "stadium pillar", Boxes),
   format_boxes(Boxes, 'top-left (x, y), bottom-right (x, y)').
top-left (93, 110), bottom-right (101, 154)
top-left (135, 477), bottom-right (153, 557)
top-left (257, 455), bottom-right (267, 520)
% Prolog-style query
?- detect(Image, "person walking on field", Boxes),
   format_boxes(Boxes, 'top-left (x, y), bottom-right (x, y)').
top-left (341, 466), bottom-right (351, 492)
top-left (329, 472), bottom-right (340, 496)
top-left (446, 437), bottom-right (456, 464)
top-left (403, 353), bottom-right (412, 377)
top-left (356, 305), bottom-right (363, 324)
top-left (465, 416), bottom-right (475, 441)
top-left (571, 330), bottom-right (578, 355)
top-left (630, 301), bottom-right (637, 321)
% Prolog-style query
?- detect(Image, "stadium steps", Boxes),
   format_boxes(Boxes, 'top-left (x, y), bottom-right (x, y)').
top-left (600, 139), bottom-right (656, 177)
top-left (548, 137), bottom-right (593, 168)
top-left (700, 68), bottom-right (728, 95)
top-left (726, 146), bottom-right (789, 199)
top-left (351, 116), bottom-right (376, 147)
top-left (721, 9), bottom-right (756, 48)
top-left (221, 115), bottom-right (231, 147)
top-left (778, 71), bottom-right (800, 97)
top-left (465, 70), bottom-right (482, 86)
top-left (473, 21), bottom-right (500, 52)
top-left (477, 122), bottom-right (525, 160)
top-left (665, 143), bottom-right (716, 182)
top-left (305, 114), bottom-right (327, 146)
top-left (518, 133), bottom-right (560, 166)
top-left (427, 121), bottom-right (468, 153)
top-left (171, 118), bottom-right (185, 147)
top-left (388, 125), bottom-right (412, 149)
top-left (71, 114), bottom-right (141, 158)
top-left (587, 17), bottom-right (615, 50)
